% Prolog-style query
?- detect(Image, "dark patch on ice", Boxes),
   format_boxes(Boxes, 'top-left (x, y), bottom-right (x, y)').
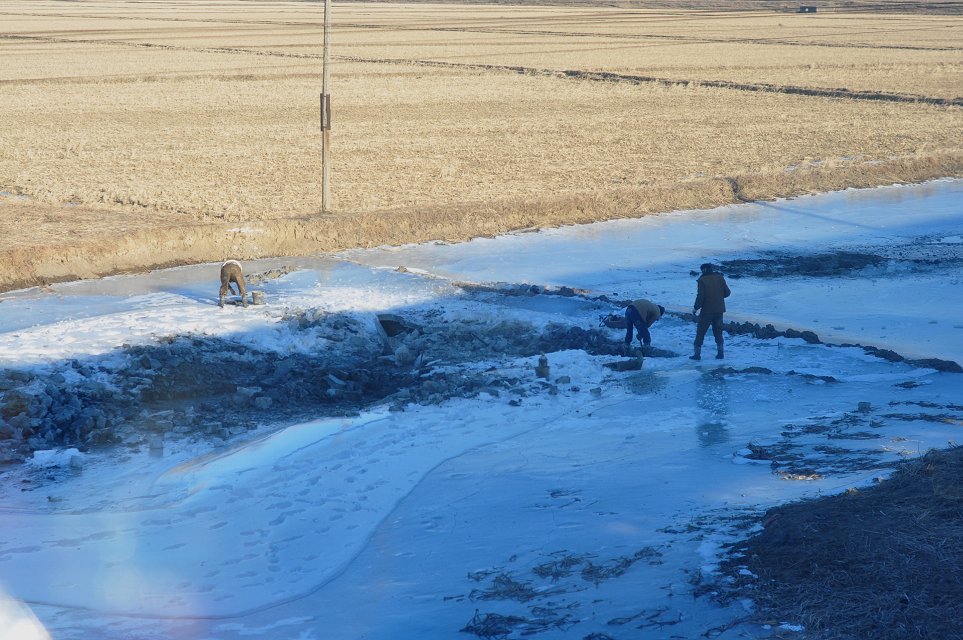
top-left (718, 239), bottom-right (963, 281)
top-left (460, 548), bottom-right (662, 638)
top-left (787, 370), bottom-right (840, 384)
top-left (705, 366), bottom-right (775, 376)
top-left (460, 609), bottom-right (576, 638)
top-left (602, 359), bottom-right (643, 371)
top-left (719, 252), bottom-right (887, 279)
top-left (747, 400), bottom-right (963, 479)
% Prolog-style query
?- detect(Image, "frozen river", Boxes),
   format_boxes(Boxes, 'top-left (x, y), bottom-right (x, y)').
top-left (0, 179), bottom-right (960, 640)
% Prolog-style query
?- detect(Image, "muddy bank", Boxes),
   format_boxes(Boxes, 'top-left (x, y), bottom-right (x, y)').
top-left (711, 445), bottom-right (963, 640)
top-left (0, 293), bottom-right (632, 463)
top-left (1, 155), bottom-right (960, 294)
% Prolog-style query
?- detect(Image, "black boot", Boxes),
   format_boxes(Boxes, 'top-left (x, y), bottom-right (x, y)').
top-left (690, 345), bottom-right (701, 361)
top-left (715, 344), bottom-right (724, 359)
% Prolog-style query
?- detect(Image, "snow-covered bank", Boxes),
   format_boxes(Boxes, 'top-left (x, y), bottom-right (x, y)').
top-left (0, 180), bottom-right (960, 639)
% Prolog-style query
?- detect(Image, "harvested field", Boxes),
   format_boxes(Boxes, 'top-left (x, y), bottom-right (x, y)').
top-left (0, 1), bottom-right (961, 291)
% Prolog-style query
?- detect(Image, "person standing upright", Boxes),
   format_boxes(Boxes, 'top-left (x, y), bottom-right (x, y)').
top-left (691, 263), bottom-right (730, 360)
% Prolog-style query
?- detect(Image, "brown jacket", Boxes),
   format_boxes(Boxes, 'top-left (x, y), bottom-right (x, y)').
top-left (630, 299), bottom-right (663, 327)
top-left (694, 272), bottom-right (730, 314)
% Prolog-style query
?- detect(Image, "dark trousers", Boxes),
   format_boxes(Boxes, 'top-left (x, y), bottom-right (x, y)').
top-left (624, 306), bottom-right (651, 345)
top-left (694, 312), bottom-right (724, 347)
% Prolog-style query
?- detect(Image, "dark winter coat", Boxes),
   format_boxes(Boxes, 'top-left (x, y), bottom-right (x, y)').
top-left (694, 272), bottom-right (730, 314)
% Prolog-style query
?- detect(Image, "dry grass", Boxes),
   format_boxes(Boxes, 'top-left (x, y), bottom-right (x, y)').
top-left (719, 446), bottom-right (963, 640)
top-left (0, 1), bottom-right (961, 291)
top-left (8, 5), bottom-right (960, 97)
top-left (2, 57), bottom-right (958, 222)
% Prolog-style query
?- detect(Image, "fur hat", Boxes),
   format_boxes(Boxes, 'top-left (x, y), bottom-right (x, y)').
top-left (700, 263), bottom-right (714, 273)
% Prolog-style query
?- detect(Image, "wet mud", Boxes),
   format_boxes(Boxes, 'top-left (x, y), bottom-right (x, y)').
top-left (718, 236), bottom-right (963, 280)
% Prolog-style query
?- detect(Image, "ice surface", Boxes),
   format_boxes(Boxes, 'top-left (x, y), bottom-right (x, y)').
top-left (0, 180), bottom-right (960, 639)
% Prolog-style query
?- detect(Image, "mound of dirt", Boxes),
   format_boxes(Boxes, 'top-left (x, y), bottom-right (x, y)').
top-left (0, 295), bottom-right (632, 463)
top-left (716, 446), bottom-right (963, 640)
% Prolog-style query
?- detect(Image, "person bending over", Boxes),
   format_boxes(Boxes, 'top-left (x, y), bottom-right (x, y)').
top-left (624, 299), bottom-right (665, 354)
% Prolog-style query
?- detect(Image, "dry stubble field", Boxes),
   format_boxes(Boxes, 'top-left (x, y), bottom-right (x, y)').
top-left (0, 1), bottom-right (961, 291)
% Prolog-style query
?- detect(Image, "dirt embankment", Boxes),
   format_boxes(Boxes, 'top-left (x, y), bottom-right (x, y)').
top-left (0, 287), bottom-right (627, 463)
top-left (714, 444), bottom-right (963, 640)
top-left (3, 153), bottom-right (960, 294)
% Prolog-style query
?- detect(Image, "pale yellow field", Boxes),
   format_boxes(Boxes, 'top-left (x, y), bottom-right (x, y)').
top-left (0, 1), bottom-right (961, 290)
top-left (6, 4), bottom-right (960, 97)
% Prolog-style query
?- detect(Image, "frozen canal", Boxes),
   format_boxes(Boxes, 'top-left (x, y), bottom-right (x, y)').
top-left (0, 179), bottom-right (960, 639)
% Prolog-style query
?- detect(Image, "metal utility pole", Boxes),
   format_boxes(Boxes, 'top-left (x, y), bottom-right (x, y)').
top-left (320, 0), bottom-right (332, 213)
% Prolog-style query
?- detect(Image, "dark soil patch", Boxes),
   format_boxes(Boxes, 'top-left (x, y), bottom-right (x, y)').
top-left (717, 446), bottom-right (963, 640)
top-left (718, 242), bottom-right (963, 281)
top-left (719, 252), bottom-right (887, 278)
